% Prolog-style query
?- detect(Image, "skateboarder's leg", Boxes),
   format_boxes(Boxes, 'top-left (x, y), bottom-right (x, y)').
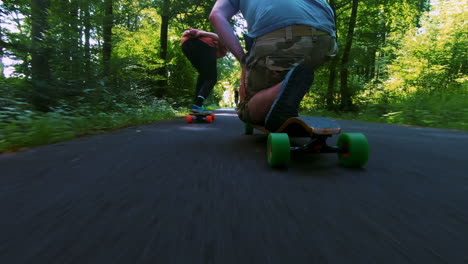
top-left (264, 63), bottom-right (314, 131)
top-left (245, 81), bottom-right (283, 124)
top-left (239, 28), bottom-right (336, 128)
top-left (194, 57), bottom-right (217, 107)
top-left (194, 77), bottom-right (203, 101)
top-left (182, 38), bottom-right (217, 111)
top-left (246, 63), bottom-right (313, 127)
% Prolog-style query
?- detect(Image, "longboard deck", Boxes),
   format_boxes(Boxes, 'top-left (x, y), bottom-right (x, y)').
top-left (253, 116), bottom-right (341, 136)
top-left (189, 111), bottom-right (213, 116)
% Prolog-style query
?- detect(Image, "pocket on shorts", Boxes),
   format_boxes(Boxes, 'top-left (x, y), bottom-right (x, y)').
top-left (265, 56), bottom-right (304, 72)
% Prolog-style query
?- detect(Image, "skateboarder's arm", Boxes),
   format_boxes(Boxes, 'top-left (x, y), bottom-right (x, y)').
top-left (210, 0), bottom-right (245, 62)
top-left (185, 29), bottom-right (221, 41)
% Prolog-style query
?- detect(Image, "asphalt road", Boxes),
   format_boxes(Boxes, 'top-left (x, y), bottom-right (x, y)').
top-left (1, 108), bottom-right (467, 264)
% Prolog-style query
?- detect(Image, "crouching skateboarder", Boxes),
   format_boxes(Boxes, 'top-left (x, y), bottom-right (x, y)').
top-left (209, 0), bottom-right (338, 131)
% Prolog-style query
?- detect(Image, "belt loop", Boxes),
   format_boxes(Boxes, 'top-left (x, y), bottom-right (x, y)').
top-left (311, 27), bottom-right (317, 35)
top-left (285, 26), bottom-right (293, 41)
top-left (311, 27), bottom-right (318, 41)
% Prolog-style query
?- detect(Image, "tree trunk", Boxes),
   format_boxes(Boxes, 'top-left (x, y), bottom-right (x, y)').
top-left (31, 0), bottom-right (52, 111)
top-left (155, 0), bottom-right (170, 97)
top-left (0, 52), bottom-right (4, 78)
top-left (83, 0), bottom-right (91, 81)
top-left (326, 59), bottom-right (339, 110)
top-left (374, 23), bottom-right (386, 82)
top-left (58, 0), bottom-right (72, 75)
top-left (70, 0), bottom-right (80, 80)
top-left (0, 23), bottom-right (4, 78)
top-left (102, 0), bottom-right (113, 79)
top-left (340, 0), bottom-right (359, 111)
top-left (326, 0), bottom-right (337, 110)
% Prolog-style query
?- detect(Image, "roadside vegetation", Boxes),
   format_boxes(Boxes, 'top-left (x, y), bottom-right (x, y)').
top-left (302, 0), bottom-right (467, 131)
top-left (303, 91), bottom-right (468, 130)
top-left (0, 98), bottom-right (184, 152)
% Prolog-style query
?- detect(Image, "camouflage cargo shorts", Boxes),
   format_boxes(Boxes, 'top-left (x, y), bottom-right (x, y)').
top-left (237, 25), bottom-right (337, 124)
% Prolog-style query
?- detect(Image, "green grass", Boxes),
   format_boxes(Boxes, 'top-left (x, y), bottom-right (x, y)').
top-left (302, 92), bottom-right (468, 131)
top-left (301, 108), bottom-right (467, 131)
top-left (0, 105), bottom-right (185, 153)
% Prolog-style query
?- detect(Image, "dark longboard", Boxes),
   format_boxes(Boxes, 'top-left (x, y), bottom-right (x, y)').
top-left (245, 116), bottom-right (369, 168)
top-left (186, 111), bottom-right (216, 123)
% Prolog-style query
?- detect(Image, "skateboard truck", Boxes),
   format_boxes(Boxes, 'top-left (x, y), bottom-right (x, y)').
top-left (290, 135), bottom-right (341, 153)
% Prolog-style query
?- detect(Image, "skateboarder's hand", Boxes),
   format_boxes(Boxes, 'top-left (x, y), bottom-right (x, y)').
top-left (188, 28), bottom-right (201, 37)
top-left (183, 28), bottom-right (201, 38)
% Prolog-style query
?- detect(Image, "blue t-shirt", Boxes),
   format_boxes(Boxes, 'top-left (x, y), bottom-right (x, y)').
top-left (228, 0), bottom-right (336, 38)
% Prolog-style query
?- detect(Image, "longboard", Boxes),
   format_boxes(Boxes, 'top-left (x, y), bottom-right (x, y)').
top-left (186, 111), bottom-right (216, 123)
top-left (252, 116), bottom-right (341, 136)
top-left (244, 116), bottom-right (369, 168)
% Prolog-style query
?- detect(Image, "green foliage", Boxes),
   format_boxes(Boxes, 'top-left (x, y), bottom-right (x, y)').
top-left (166, 37), bottom-right (197, 105)
top-left (0, 98), bottom-right (182, 153)
top-left (214, 55), bottom-right (241, 107)
top-left (384, 0), bottom-right (467, 94)
top-left (302, 0), bottom-right (467, 130)
top-left (374, 89), bottom-right (467, 129)
top-left (112, 8), bottom-right (165, 99)
top-left (303, 89), bottom-right (468, 130)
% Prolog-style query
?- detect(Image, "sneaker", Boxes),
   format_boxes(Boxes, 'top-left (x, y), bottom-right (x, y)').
top-left (191, 104), bottom-right (205, 113)
top-left (191, 105), bottom-right (212, 114)
top-left (264, 63), bottom-right (314, 131)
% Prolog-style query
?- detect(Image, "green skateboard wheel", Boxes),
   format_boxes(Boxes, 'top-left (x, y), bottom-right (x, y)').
top-left (267, 133), bottom-right (290, 168)
top-left (337, 133), bottom-right (369, 167)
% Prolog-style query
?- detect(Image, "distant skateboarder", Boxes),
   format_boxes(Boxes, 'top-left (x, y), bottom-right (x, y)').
top-left (181, 28), bottom-right (228, 113)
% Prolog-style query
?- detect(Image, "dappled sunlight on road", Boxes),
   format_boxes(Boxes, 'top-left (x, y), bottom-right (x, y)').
top-left (211, 108), bottom-right (239, 117)
top-left (212, 113), bottom-right (238, 117)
